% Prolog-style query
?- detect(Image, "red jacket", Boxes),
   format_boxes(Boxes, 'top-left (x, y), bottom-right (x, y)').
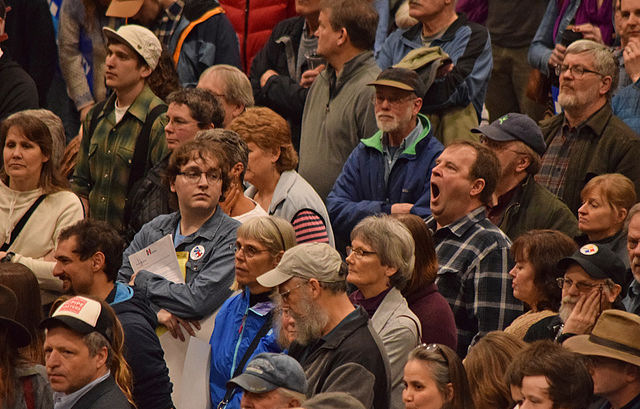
top-left (219, 0), bottom-right (295, 73)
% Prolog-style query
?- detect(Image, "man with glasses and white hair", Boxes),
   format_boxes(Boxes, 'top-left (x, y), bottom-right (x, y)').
top-left (257, 243), bottom-right (391, 409)
top-left (118, 139), bottom-right (239, 339)
top-left (524, 243), bottom-right (625, 343)
top-left (536, 39), bottom-right (640, 215)
top-left (327, 67), bottom-right (443, 251)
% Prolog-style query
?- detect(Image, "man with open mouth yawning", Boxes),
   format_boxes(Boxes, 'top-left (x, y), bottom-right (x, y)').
top-left (425, 141), bottom-right (522, 357)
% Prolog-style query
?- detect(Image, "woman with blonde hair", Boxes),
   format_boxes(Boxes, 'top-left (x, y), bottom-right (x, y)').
top-left (577, 173), bottom-right (636, 267)
top-left (209, 216), bottom-right (296, 409)
top-left (464, 331), bottom-right (526, 409)
top-left (229, 107), bottom-right (334, 246)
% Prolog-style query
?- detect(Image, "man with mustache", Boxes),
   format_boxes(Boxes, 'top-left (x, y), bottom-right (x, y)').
top-left (327, 67), bottom-right (443, 251)
top-left (257, 243), bottom-right (390, 409)
top-left (524, 243), bottom-right (625, 343)
top-left (623, 203), bottom-right (640, 314)
top-left (535, 39), bottom-right (640, 215)
top-left (53, 219), bottom-right (174, 409)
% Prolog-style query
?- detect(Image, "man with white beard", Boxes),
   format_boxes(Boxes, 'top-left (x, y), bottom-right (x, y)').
top-left (535, 39), bottom-right (640, 215)
top-left (524, 243), bottom-right (625, 343)
top-left (327, 67), bottom-right (443, 251)
top-left (257, 243), bottom-right (391, 409)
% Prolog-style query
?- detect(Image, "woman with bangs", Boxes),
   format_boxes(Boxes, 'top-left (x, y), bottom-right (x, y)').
top-left (504, 230), bottom-right (577, 338)
top-left (209, 216), bottom-right (296, 409)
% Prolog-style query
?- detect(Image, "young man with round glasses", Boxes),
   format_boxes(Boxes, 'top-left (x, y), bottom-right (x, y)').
top-left (327, 67), bottom-right (443, 252)
top-left (118, 139), bottom-right (239, 339)
top-left (524, 243), bottom-right (625, 343)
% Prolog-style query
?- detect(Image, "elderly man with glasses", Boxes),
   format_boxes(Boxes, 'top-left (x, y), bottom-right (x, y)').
top-left (535, 39), bottom-right (640, 215)
top-left (524, 243), bottom-right (625, 343)
top-left (327, 67), bottom-right (443, 252)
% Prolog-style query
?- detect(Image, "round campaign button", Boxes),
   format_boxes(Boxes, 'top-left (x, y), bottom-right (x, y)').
top-left (190, 245), bottom-right (205, 260)
top-left (579, 244), bottom-right (599, 256)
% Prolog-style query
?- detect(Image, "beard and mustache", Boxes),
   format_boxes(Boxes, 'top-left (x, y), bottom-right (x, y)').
top-left (275, 289), bottom-right (329, 348)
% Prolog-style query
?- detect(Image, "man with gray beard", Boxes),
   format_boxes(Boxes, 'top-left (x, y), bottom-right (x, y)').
top-left (257, 243), bottom-right (391, 409)
top-left (327, 67), bottom-right (443, 251)
top-left (524, 243), bottom-right (626, 343)
top-left (535, 39), bottom-right (640, 215)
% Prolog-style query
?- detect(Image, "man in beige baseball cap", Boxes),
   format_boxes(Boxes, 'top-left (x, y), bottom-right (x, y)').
top-left (564, 309), bottom-right (640, 409)
top-left (70, 23), bottom-right (168, 234)
top-left (256, 243), bottom-right (391, 409)
top-left (105, 0), bottom-right (240, 87)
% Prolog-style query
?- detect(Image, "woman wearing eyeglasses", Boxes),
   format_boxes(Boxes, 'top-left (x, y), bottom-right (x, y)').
top-left (208, 216), bottom-right (297, 409)
top-left (346, 215), bottom-right (421, 409)
top-left (504, 230), bottom-right (577, 339)
top-left (402, 343), bottom-right (474, 409)
top-left (576, 173), bottom-right (636, 268)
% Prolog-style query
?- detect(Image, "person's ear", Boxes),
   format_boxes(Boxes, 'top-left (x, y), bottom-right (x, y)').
top-left (140, 64), bottom-right (153, 79)
top-left (469, 178), bottom-right (486, 198)
top-left (599, 75), bottom-right (613, 97)
top-left (337, 27), bottom-right (348, 47)
top-left (606, 284), bottom-right (622, 303)
top-left (444, 382), bottom-right (454, 403)
top-left (515, 155), bottom-right (531, 173)
top-left (94, 345), bottom-right (109, 369)
top-left (308, 278), bottom-right (322, 299)
top-left (272, 250), bottom-right (284, 268)
top-left (616, 206), bottom-right (628, 225)
top-left (91, 251), bottom-right (106, 273)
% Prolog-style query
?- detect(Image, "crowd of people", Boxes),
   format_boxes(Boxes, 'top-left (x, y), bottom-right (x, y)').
top-left (2, 0), bottom-right (640, 408)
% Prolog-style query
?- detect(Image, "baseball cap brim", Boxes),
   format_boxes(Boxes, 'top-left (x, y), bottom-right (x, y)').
top-left (367, 79), bottom-right (415, 92)
top-left (256, 267), bottom-right (293, 288)
top-left (41, 315), bottom-right (107, 342)
top-left (106, 0), bottom-right (144, 17)
top-left (558, 256), bottom-right (608, 280)
top-left (563, 334), bottom-right (640, 367)
top-left (227, 372), bottom-right (279, 393)
top-left (103, 27), bottom-right (136, 52)
top-left (0, 317), bottom-right (31, 348)
top-left (470, 124), bottom-right (518, 142)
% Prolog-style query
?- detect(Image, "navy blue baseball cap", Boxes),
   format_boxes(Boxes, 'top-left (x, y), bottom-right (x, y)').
top-left (472, 113), bottom-right (547, 156)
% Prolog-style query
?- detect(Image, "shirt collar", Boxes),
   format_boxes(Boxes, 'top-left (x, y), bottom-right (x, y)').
top-left (53, 371), bottom-right (110, 409)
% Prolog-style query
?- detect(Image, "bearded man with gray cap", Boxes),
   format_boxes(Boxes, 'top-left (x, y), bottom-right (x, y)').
top-left (256, 243), bottom-right (391, 409)
top-left (564, 310), bottom-right (640, 409)
top-left (327, 67), bottom-right (443, 251)
top-left (71, 24), bottom-right (168, 234)
top-left (524, 243), bottom-right (625, 343)
top-left (472, 112), bottom-right (578, 240)
top-left (227, 352), bottom-right (307, 409)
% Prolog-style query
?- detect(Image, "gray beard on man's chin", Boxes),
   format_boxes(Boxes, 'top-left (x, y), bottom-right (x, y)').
top-left (558, 302), bottom-right (574, 323)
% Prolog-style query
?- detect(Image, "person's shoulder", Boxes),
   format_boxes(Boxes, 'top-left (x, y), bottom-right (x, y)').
top-left (272, 15), bottom-right (305, 34)
top-left (471, 216), bottom-right (512, 248)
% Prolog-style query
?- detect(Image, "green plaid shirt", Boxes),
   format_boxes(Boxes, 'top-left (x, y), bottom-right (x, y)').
top-left (71, 85), bottom-right (168, 232)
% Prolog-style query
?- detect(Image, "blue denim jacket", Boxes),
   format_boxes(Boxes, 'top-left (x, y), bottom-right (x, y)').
top-left (528, 0), bottom-right (581, 76)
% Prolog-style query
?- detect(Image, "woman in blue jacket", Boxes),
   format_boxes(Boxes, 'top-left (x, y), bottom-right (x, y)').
top-left (209, 216), bottom-right (296, 409)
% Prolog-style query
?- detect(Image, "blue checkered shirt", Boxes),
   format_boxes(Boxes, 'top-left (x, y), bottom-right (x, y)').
top-left (427, 207), bottom-right (522, 356)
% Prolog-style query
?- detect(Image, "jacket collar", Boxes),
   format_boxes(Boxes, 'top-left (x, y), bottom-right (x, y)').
top-left (370, 287), bottom-right (409, 333)
top-left (402, 14), bottom-right (467, 43)
top-left (361, 113), bottom-right (432, 156)
top-left (558, 103), bottom-right (613, 139)
top-left (269, 170), bottom-right (297, 213)
top-left (157, 207), bottom-right (227, 241)
top-left (324, 51), bottom-right (375, 93)
top-left (318, 306), bottom-right (370, 350)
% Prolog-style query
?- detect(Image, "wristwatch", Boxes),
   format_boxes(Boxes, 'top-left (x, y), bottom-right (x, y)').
top-left (0, 252), bottom-right (15, 263)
